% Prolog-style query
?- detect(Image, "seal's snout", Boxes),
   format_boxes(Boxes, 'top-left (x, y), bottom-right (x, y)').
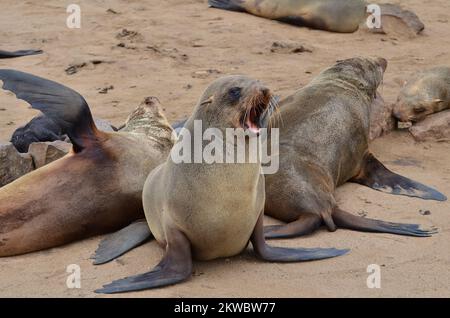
top-left (243, 85), bottom-right (276, 133)
top-left (376, 57), bottom-right (388, 72)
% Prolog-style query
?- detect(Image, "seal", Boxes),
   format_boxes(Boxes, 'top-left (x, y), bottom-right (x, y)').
top-left (10, 115), bottom-right (65, 153)
top-left (0, 49), bottom-right (43, 59)
top-left (393, 66), bottom-right (450, 123)
top-left (0, 70), bottom-right (175, 257)
top-left (262, 57), bottom-right (446, 240)
top-left (208, 0), bottom-right (367, 33)
top-left (95, 75), bottom-right (348, 294)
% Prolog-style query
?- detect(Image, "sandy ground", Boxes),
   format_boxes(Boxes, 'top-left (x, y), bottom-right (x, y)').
top-left (0, 0), bottom-right (449, 297)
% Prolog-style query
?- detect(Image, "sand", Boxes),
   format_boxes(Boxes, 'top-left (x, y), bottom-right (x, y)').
top-left (0, 0), bottom-right (449, 297)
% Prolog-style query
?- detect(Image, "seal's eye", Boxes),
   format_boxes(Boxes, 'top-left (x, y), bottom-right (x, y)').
top-left (414, 106), bottom-right (426, 113)
top-left (228, 87), bottom-right (242, 102)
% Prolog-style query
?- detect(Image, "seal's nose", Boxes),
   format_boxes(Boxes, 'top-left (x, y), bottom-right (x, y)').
top-left (376, 57), bottom-right (388, 72)
top-left (260, 87), bottom-right (270, 97)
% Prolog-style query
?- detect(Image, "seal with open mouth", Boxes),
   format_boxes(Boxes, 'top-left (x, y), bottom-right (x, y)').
top-left (262, 57), bottom-right (446, 240)
top-left (95, 75), bottom-right (348, 294)
top-left (0, 70), bottom-right (174, 257)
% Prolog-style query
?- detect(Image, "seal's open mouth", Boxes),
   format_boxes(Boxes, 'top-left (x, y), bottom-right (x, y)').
top-left (241, 92), bottom-right (279, 134)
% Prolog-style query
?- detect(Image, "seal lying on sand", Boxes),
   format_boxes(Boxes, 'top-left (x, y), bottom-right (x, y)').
top-left (209, 0), bottom-right (366, 33)
top-left (262, 57), bottom-right (445, 240)
top-left (208, 0), bottom-right (424, 34)
top-left (0, 50), bottom-right (43, 59)
top-left (393, 67), bottom-right (450, 123)
top-left (0, 70), bottom-right (175, 256)
top-left (96, 75), bottom-right (348, 294)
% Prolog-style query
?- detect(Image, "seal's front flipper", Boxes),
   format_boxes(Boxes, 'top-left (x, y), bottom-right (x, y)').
top-left (333, 208), bottom-right (437, 237)
top-left (0, 69), bottom-right (102, 153)
top-left (92, 220), bottom-right (152, 265)
top-left (95, 228), bottom-right (192, 294)
top-left (252, 213), bottom-right (349, 262)
top-left (0, 49), bottom-right (43, 59)
top-left (208, 0), bottom-right (245, 12)
top-left (351, 153), bottom-right (447, 201)
top-left (264, 214), bottom-right (322, 239)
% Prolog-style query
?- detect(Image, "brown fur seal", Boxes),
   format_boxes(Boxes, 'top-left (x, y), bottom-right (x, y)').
top-left (262, 57), bottom-right (446, 240)
top-left (393, 67), bottom-right (450, 123)
top-left (0, 70), bottom-right (174, 256)
top-left (96, 75), bottom-right (348, 294)
top-left (208, 0), bottom-right (367, 33)
top-left (0, 50), bottom-right (43, 59)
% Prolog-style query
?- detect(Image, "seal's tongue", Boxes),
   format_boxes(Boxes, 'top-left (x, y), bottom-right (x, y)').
top-left (246, 117), bottom-right (261, 134)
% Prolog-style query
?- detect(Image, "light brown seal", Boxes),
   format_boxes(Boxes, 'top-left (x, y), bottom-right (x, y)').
top-left (393, 66), bottom-right (450, 123)
top-left (262, 57), bottom-right (445, 240)
top-left (208, 0), bottom-right (367, 33)
top-left (96, 75), bottom-right (348, 294)
top-left (0, 70), bottom-right (174, 256)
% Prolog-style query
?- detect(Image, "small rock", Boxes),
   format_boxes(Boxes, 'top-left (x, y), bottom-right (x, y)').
top-left (270, 41), bottom-right (313, 54)
top-left (419, 209), bottom-right (431, 216)
top-left (192, 69), bottom-right (221, 79)
top-left (106, 8), bottom-right (118, 14)
top-left (409, 109), bottom-right (450, 142)
top-left (98, 85), bottom-right (114, 94)
top-left (94, 118), bottom-right (115, 132)
top-left (28, 141), bottom-right (71, 169)
top-left (0, 143), bottom-right (34, 187)
top-left (357, 210), bottom-right (368, 217)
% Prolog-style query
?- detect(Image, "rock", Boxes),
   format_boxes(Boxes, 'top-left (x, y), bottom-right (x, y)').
top-left (0, 142), bottom-right (34, 187)
top-left (94, 118), bottom-right (116, 132)
top-left (28, 141), bottom-right (71, 169)
top-left (409, 109), bottom-right (450, 142)
top-left (270, 41), bottom-right (313, 54)
top-left (369, 92), bottom-right (396, 141)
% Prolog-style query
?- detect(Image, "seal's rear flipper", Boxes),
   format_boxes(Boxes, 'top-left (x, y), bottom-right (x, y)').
top-left (351, 153), bottom-right (447, 201)
top-left (208, 0), bottom-right (245, 12)
top-left (264, 214), bottom-right (322, 239)
top-left (96, 229), bottom-right (192, 294)
top-left (0, 50), bottom-right (43, 59)
top-left (92, 220), bottom-right (152, 265)
top-left (333, 208), bottom-right (437, 237)
top-left (252, 214), bottom-right (349, 261)
top-left (0, 69), bottom-right (101, 153)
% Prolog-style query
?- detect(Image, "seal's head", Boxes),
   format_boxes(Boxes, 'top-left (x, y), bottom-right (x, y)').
top-left (323, 57), bottom-right (387, 99)
top-left (393, 85), bottom-right (444, 123)
top-left (193, 75), bottom-right (278, 134)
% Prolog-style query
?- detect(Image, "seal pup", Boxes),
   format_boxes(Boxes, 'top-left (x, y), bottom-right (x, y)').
top-left (208, 0), bottom-right (366, 33)
top-left (262, 57), bottom-right (445, 240)
top-left (0, 70), bottom-right (175, 256)
top-left (393, 67), bottom-right (450, 123)
top-left (0, 49), bottom-right (43, 59)
top-left (96, 75), bottom-right (348, 294)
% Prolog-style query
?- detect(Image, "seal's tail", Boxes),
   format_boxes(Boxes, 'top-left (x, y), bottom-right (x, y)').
top-left (0, 69), bottom-right (102, 153)
top-left (351, 152), bottom-right (447, 202)
top-left (0, 49), bottom-right (43, 59)
top-left (208, 0), bottom-right (245, 12)
top-left (332, 208), bottom-right (437, 237)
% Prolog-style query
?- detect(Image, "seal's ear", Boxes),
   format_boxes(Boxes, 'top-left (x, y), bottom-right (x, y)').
top-left (0, 69), bottom-right (102, 153)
